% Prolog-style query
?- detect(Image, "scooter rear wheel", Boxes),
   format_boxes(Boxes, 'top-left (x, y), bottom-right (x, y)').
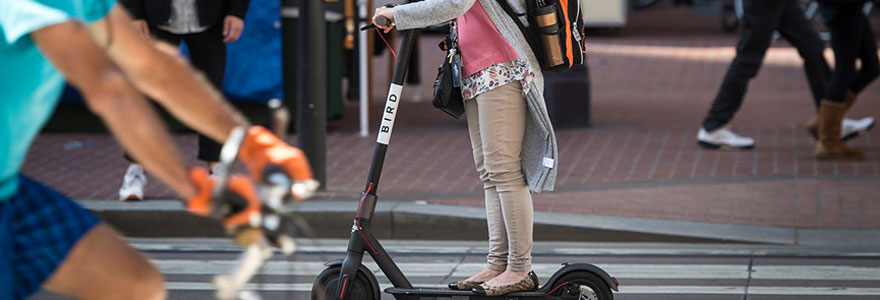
top-left (548, 271), bottom-right (614, 300)
top-left (311, 265), bottom-right (379, 300)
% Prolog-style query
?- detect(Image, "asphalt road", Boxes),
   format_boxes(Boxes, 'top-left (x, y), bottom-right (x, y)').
top-left (31, 239), bottom-right (880, 300)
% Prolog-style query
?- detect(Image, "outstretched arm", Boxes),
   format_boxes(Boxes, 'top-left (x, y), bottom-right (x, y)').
top-left (31, 20), bottom-right (197, 199)
top-left (85, 5), bottom-right (314, 192)
top-left (92, 6), bottom-right (315, 188)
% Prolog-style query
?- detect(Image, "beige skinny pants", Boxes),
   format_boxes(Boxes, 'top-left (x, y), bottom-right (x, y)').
top-left (464, 81), bottom-right (534, 272)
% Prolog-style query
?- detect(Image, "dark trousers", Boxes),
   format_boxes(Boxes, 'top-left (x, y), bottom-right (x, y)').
top-left (702, 0), bottom-right (831, 132)
top-left (824, 7), bottom-right (879, 102)
top-left (125, 25), bottom-right (226, 163)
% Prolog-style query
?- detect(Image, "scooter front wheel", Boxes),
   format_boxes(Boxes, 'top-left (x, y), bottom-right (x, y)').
top-left (311, 265), bottom-right (379, 300)
top-left (548, 271), bottom-right (614, 300)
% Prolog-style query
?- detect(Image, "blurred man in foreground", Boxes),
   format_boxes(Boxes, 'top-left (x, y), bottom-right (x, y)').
top-left (0, 0), bottom-right (312, 299)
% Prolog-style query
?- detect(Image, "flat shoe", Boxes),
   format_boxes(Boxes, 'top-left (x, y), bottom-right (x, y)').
top-left (448, 280), bottom-right (483, 290)
top-left (472, 271), bottom-right (538, 296)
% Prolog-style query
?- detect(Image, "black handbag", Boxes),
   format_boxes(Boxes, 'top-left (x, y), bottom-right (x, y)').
top-left (432, 24), bottom-right (465, 119)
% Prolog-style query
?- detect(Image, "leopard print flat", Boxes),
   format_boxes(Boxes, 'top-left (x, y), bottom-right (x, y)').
top-left (448, 280), bottom-right (484, 290)
top-left (472, 271), bottom-right (538, 296)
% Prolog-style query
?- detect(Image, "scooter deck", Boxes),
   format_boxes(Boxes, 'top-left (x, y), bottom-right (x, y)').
top-left (385, 287), bottom-right (547, 299)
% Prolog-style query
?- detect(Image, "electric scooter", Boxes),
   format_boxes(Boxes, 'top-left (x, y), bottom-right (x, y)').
top-left (312, 15), bottom-right (619, 300)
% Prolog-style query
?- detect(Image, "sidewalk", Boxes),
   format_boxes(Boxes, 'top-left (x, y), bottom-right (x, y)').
top-left (21, 6), bottom-right (880, 244)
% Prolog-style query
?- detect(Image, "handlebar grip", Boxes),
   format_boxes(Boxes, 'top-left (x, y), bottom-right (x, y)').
top-left (375, 15), bottom-right (391, 27)
top-left (360, 6), bottom-right (394, 31)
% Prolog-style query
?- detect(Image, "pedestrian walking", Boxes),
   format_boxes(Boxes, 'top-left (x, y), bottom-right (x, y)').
top-left (811, 0), bottom-right (879, 159)
top-left (696, 0), bottom-right (873, 149)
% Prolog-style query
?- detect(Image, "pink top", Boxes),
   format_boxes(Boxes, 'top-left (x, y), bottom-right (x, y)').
top-left (456, 1), bottom-right (520, 77)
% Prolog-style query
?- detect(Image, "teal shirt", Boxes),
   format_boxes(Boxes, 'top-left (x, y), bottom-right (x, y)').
top-left (0, 0), bottom-right (116, 199)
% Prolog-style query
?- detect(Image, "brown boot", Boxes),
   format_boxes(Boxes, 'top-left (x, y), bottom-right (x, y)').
top-left (815, 100), bottom-right (865, 160)
top-left (805, 91), bottom-right (857, 139)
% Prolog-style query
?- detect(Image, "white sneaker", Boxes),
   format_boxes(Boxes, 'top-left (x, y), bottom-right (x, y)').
top-left (697, 127), bottom-right (755, 150)
top-left (842, 117), bottom-right (875, 141)
top-left (118, 164), bottom-right (147, 201)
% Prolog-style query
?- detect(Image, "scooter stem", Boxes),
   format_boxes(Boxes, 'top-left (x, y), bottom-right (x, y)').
top-left (363, 29), bottom-right (417, 198)
top-left (334, 29), bottom-right (418, 300)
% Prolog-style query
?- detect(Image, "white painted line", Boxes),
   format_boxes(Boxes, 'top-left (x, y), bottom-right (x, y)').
top-left (134, 243), bottom-right (353, 253)
top-left (568, 264), bottom-right (748, 280)
top-left (620, 286), bottom-right (880, 296)
top-left (155, 260), bottom-right (880, 282)
top-left (164, 283), bottom-right (880, 296)
top-left (165, 282), bottom-right (446, 291)
top-left (156, 260), bottom-right (326, 276)
top-left (618, 285), bottom-right (744, 294)
top-left (451, 263), bottom-right (750, 279)
top-left (131, 241), bottom-right (473, 254)
top-left (748, 286), bottom-right (880, 296)
top-left (156, 261), bottom-right (459, 277)
top-left (752, 265), bottom-right (880, 280)
top-left (166, 282), bottom-right (310, 291)
top-left (550, 248), bottom-right (753, 256)
top-left (129, 239), bottom-right (880, 257)
top-left (158, 261), bottom-right (747, 278)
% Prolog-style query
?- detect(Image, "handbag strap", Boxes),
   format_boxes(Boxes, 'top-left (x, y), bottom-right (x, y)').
top-left (444, 22), bottom-right (459, 62)
top-left (449, 22), bottom-right (458, 50)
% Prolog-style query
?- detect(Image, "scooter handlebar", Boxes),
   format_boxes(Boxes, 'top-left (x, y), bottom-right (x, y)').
top-left (375, 15), bottom-right (391, 27)
top-left (361, 15), bottom-right (391, 31)
top-left (361, 3), bottom-right (396, 31)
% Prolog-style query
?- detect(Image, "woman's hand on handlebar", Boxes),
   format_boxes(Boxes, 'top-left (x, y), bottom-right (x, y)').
top-left (372, 7), bottom-right (395, 33)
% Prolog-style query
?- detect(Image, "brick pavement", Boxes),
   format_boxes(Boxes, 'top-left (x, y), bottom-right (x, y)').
top-left (20, 6), bottom-right (880, 230)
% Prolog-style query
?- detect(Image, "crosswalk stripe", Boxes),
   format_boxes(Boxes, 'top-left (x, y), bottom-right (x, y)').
top-left (138, 240), bottom-right (880, 298)
top-left (747, 287), bottom-right (880, 296)
top-left (166, 282), bottom-right (450, 292)
top-left (166, 282), bottom-right (311, 291)
top-left (752, 265), bottom-right (880, 280)
top-left (135, 244), bottom-right (473, 254)
top-left (153, 260), bottom-right (880, 282)
top-left (164, 282), bottom-right (880, 296)
top-left (618, 286), bottom-right (745, 294)
top-left (618, 286), bottom-right (880, 295)
top-left (156, 261), bottom-right (748, 278)
top-left (130, 239), bottom-right (880, 257)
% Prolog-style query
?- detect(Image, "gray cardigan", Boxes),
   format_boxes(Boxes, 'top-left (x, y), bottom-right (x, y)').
top-left (394, 0), bottom-right (558, 193)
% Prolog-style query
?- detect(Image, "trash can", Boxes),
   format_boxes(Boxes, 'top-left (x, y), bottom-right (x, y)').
top-left (543, 64), bottom-right (591, 129)
top-left (281, 1), bottom-right (345, 120)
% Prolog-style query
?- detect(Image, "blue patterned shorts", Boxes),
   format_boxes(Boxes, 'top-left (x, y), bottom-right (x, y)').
top-left (0, 175), bottom-right (100, 300)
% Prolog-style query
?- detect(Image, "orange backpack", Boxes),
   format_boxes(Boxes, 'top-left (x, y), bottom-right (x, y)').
top-left (497, 0), bottom-right (586, 71)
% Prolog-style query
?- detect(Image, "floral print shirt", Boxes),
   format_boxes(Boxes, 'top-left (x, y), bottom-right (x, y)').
top-left (461, 59), bottom-right (535, 100)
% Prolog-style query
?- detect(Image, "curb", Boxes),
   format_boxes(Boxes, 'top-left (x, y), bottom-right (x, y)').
top-left (80, 200), bottom-right (880, 247)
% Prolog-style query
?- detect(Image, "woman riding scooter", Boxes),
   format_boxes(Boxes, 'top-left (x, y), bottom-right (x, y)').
top-left (373, 0), bottom-right (558, 296)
